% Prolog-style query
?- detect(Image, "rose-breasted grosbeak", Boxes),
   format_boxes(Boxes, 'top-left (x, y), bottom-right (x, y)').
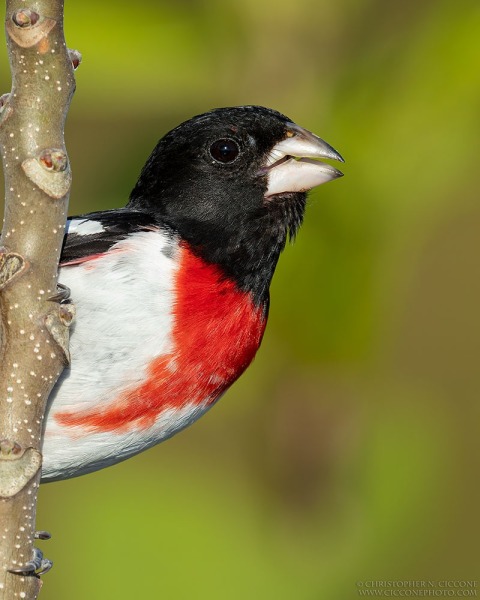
top-left (41, 106), bottom-right (344, 482)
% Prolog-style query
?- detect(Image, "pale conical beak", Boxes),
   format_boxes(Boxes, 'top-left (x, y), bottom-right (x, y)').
top-left (260, 122), bottom-right (344, 198)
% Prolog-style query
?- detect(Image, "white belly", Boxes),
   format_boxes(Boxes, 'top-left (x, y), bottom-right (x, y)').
top-left (41, 229), bottom-right (208, 481)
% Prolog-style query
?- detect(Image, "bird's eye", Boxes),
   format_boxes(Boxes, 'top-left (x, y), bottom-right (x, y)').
top-left (209, 139), bottom-right (239, 163)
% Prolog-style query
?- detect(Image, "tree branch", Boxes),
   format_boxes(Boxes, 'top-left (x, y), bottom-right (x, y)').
top-left (0, 2), bottom-right (76, 598)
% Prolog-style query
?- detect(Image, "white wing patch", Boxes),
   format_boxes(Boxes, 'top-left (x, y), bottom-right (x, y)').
top-left (66, 218), bottom-right (106, 236)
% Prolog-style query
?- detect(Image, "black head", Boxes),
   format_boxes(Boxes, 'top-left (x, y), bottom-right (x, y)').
top-left (128, 105), bottom-right (343, 304)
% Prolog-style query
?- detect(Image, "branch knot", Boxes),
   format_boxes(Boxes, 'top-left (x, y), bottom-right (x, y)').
top-left (0, 249), bottom-right (27, 289)
top-left (45, 304), bottom-right (76, 364)
top-left (22, 150), bottom-right (72, 199)
top-left (6, 12), bottom-right (56, 48)
top-left (12, 8), bottom-right (40, 28)
top-left (0, 444), bottom-right (42, 498)
top-left (39, 148), bottom-right (68, 172)
top-left (0, 439), bottom-right (22, 456)
top-left (68, 49), bottom-right (82, 70)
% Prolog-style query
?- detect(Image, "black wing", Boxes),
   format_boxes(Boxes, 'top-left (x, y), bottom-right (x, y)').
top-left (60, 208), bottom-right (159, 265)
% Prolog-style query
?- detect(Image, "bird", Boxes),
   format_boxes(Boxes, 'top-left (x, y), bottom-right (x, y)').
top-left (41, 105), bottom-right (344, 482)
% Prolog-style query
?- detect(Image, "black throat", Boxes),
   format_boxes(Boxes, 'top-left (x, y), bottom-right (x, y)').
top-left (149, 193), bottom-right (306, 307)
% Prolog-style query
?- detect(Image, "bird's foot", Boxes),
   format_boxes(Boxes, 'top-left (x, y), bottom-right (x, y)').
top-left (49, 283), bottom-right (71, 303)
top-left (8, 534), bottom-right (53, 576)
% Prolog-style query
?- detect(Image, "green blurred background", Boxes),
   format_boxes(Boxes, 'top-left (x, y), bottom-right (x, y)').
top-left (1, 0), bottom-right (480, 597)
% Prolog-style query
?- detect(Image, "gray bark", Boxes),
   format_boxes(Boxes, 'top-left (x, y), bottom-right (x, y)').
top-left (0, 2), bottom-right (76, 598)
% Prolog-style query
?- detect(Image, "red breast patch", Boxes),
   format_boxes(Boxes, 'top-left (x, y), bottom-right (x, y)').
top-left (56, 245), bottom-right (267, 432)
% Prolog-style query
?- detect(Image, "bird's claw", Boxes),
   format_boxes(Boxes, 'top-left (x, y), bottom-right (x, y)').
top-left (36, 557), bottom-right (53, 576)
top-left (49, 283), bottom-right (71, 303)
top-left (8, 547), bottom-right (53, 577)
top-left (34, 530), bottom-right (51, 541)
